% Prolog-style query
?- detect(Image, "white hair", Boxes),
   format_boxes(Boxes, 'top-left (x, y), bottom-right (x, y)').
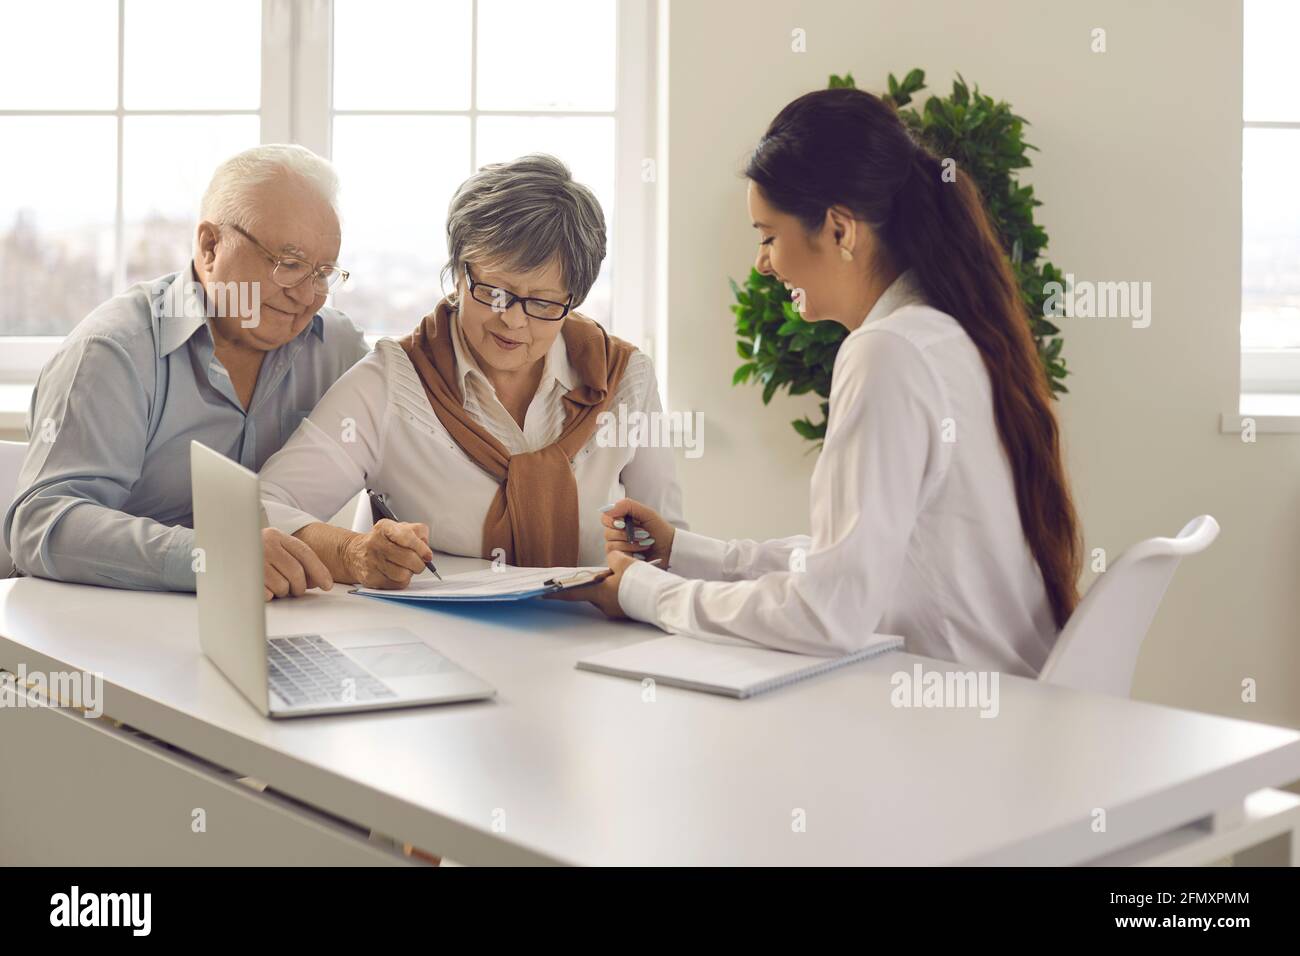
top-left (196, 144), bottom-right (339, 250)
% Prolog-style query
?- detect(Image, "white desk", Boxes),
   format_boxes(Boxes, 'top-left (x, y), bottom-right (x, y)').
top-left (2, 563), bottom-right (1299, 866)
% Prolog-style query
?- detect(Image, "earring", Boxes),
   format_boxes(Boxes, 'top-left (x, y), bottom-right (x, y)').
top-left (840, 246), bottom-right (854, 262)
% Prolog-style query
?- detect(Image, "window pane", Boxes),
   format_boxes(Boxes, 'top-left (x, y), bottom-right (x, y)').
top-left (0, 0), bottom-right (118, 109)
top-left (476, 116), bottom-right (614, 223)
top-left (1242, 129), bottom-right (1300, 349)
top-left (476, 115), bottom-right (614, 321)
top-left (331, 116), bottom-right (471, 336)
top-left (1244, 0), bottom-right (1300, 122)
top-left (476, 0), bottom-right (615, 111)
top-left (122, 115), bottom-right (261, 286)
top-left (124, 0), bottom-right (260, 109)
top-left (334, 0), bottom-right (471, 110)
top-left (0, 118), bottom-right (116, 335)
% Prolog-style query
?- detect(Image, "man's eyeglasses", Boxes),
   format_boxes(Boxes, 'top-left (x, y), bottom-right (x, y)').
top-left (227, 223), bottom-right (349, 294)
top-left (465, 266), bottom-right (573, 321)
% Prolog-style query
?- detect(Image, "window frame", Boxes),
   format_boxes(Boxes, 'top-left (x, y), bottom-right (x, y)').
top-left (0, 0), bottom-right (263, 384)
top-left (1241, 16), bottom-right (1300, 398)
top-left (1240, 115), bottom-right (1300, 397)
top-left (0, 0), bottom-right (659, 380)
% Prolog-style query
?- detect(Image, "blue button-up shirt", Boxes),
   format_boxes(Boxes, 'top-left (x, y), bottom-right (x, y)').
top-left (3, 267), bottom-right (368, 591)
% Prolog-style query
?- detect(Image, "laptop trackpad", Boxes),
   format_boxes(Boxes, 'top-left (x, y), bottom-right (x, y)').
top-left (345, 642), bottom-right (453, 679)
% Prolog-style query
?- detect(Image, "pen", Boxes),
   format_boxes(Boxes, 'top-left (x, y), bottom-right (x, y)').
top-left (625, 517), bottom-right (647, 560)
top-left (366, 490), bottom-right (441, 580)
top-left (601, 502), bottom-right (647, 560)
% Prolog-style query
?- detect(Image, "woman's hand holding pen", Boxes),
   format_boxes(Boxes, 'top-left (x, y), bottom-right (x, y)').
top-left (599, 498), bottom-right (675, 567)
top-left (550, 499), bottom-right (671, 619)
top-left (342, 518), bottom-right (434, 589)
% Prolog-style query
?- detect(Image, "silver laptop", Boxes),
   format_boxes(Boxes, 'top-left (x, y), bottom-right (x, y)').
top-left (191, 441), bottom-right (495, 718)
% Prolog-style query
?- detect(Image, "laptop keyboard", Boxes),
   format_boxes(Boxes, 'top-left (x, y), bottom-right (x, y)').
top-left (267, 635), bottom-right (398, 708)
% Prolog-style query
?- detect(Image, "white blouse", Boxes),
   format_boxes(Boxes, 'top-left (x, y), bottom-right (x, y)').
top-left (260, 316), bottom-right (687, 565)
top-left (617, 271), bottom-right (1060, 677)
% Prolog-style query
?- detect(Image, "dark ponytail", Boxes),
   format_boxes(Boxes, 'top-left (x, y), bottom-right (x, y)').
top-left (747, 87), bottom-right (1081, 629)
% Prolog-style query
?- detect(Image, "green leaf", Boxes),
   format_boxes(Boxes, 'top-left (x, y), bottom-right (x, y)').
top-left (761, 375), bottom-right (781, 405)
top-left (791, 418), bottom-right (823, 441)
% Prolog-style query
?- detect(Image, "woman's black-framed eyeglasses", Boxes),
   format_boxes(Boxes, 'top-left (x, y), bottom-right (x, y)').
top-left (464, 265), bottom-right (573, 320)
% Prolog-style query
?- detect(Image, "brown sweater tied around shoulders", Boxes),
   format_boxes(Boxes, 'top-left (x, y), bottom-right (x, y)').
top-left (399, 299), bottom-right (634, 567)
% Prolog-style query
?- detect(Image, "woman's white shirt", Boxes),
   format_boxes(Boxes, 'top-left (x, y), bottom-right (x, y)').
top-left (259, 318), bottom-right (687, 566)
top-left (617, 271), bottom-right (1059, 677)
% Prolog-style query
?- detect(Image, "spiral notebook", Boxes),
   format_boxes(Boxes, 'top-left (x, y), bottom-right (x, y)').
top-left (576, 632), bottom-right (903, 699)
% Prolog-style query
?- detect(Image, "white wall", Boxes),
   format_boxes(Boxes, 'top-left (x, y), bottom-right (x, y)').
top-left (661, 0), bottom-right (1300, 728)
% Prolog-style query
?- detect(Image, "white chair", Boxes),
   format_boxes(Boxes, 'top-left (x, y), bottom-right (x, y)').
top-left (1044, 514), bottom-right (1300, 868)
top-left (0, 439), bottom-right (29, 578)
top-left (1039, 514), bottom-right (1220, 698)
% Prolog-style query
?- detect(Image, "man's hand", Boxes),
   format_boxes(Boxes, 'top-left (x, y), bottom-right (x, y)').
top-left (342, 519), bottom-right (433, 590)
top-left (263, 527), bottom-right (334, 601)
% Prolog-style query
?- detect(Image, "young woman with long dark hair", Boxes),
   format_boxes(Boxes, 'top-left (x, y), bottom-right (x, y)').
top-left (568, 87), bottom-right (1081, 675)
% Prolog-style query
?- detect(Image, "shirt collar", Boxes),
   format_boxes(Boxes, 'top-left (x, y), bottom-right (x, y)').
top-left (156, 264), bottom-right (325, 357)
top-left (157, 266), bottom-right (210, 357)
top-left (297, 311), bottom-right (327, 343)
top-left (861, 268), bottom-right (926, 327)
top-left (449, 308), bottom-right (486, 395)
top-left (450, 309), bottom-right (574, 398)
top-left (541, 328), bottom-right (574, 391)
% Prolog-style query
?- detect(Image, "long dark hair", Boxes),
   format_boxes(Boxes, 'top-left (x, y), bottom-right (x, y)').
top-left (746, 87), bottom-right (1081, 629)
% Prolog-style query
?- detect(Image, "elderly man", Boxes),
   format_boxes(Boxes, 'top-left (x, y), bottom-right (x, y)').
top-left (4, 144), bottom-right (366, 597)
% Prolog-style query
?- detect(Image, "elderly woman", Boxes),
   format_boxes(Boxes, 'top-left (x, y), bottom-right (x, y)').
top-left (258, 153), bottom-right (685, 591)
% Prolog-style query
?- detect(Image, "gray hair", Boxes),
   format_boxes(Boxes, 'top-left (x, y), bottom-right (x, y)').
top-left (197, 144), bottom-right (339, 251)
top-left (443, 153), bottom-right (606, 307)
